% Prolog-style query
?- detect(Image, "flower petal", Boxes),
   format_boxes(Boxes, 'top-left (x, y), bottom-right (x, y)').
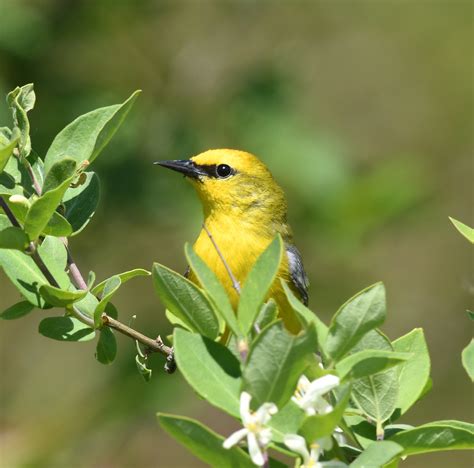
top-left (297, 374), bottom-right (311, 390)
top-left (258, 428), bottom-right (273, 446)
top-left (255, 402), bottom-right (278, 424)
top-left (223, 428), bottom-right (248, 449)
top-left (307, 375), bottom-right (340, 397)
top-left (284, 434), bottom-right (310, 461)
top-left (247, 432), bottom-right (265, 466)
top-left (240, 392), bottom-right (252, 423)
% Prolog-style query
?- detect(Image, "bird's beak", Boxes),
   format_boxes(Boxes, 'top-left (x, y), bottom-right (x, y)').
top-left (154, 159), bottom-right (205, 179)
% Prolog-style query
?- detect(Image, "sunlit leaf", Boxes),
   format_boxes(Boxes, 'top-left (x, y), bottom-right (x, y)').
top-left (238, 235), bottom-right (283, 336)
top-left (392, 328), bottom-right (431, 415)
top-left (185, 243), bottom-right (240, 336)
top-left (335, 350), bottom-right (411, 380)
top-left (449, 217), bottom-right (474, 244)
top-left (351, 441), bottom-right (403, 468)
top-left (390, 420), bottom-right (474, 455)
top-left (44, 90), bottom-right (141, 172)
top-left (153, 263), bottom-right (219, 339)
top-left (39, 284), bottom-right (87, 307)
top-left (158, 413), bottom-right (253, 468)
top-left (174, 328), bottom-right (241, 417)
top-left (92, 268), bottom-right (149, 295)
top-left (242, 321), bottom-right (317, 407)
top-left (326, 283), bottom-right (386, 362)
top-left (462, 339), bottom-right (474, 382)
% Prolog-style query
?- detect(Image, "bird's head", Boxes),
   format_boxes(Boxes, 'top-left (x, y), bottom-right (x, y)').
top-left (156, 149), bottom-right (287, 221)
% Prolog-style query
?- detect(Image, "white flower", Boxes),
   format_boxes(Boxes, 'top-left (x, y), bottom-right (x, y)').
top-left (223, 392), bottom-right (278, 466)
top-left (284, 434), bottom-right (347, 468)
top-left (292, 374), bottom-right (340, 416)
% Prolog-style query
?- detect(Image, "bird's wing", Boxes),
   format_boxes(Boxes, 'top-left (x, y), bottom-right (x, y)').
top-left (285, 243), bottom-right (309, 306)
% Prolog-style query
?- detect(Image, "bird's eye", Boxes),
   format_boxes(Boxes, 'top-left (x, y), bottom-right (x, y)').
top-left (216, 164), bottom-right (233, 178)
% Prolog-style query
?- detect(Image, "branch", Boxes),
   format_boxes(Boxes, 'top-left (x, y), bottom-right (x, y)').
top-left (0, 196), bottom-right (20, 227)
top-left (202, 223), bottom-right (241, 294)
top-left (0, 195), bottom-right (173, 362)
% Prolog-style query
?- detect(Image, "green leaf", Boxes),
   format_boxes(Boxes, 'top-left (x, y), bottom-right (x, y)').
top-left (0, 248), bottom-right (49, 308)
top-left (173, 328), bottom-right (241, 417)
top-left (135, 355), bottom-right (152, 382)
top-left (6, 194), bottom-right (29, 221)
top-left (238, 235), bottom-right (284, 335)
top-left (43, 157), bottom-right (77, 192)
top-left (390, 420), bottom-right (474, 455)
top-left (87, 270), bottom-right (96, 289)
top-left (462, 339), bottom-right (474, 381)
top-left (37, 236), bottom-right (70, 288)
top-left (158, 413), bottom-right (253, 468)
top-left (281, 280), bottom-right (329, 353)
top-left (392, 328), bottom-right (431, 415)
top-left (350, 441), bottom-right (403, 468)
top-left (104, 301), bottom-right (118, 319)
top-left (96, 327), bottom-right (117, 364)
top-left (42, 211), bottom-right (73, 237)
top-left (268, 400), bottom-right (306, 443)
top-left (39, 316), bottom-right (95, 342)
top-left (0, 156), bottom-right (23, 197)
top-left (0, 226), bottom-right (29, 250)
top-left (449, 217), bottom-right (474, 243)
top-left (23, 158), bottom-right (77, 240)
top-left (336, 350), bottom-right (411, 380)
top-left (74, 292), bottom-right (100, 318)
top-left (350, 330), bottom-right (399, 428)
top-left (0, 129), bottom-right (20, 173)
top-left (255, 299), bottom-right (278, 330)
top-left (242, 321), bottom-right (318, 407)
top-left (152, 263), bottom-right (219, 339)
top-left (326, 283), bottom-right (386, 362)
top-left (184, 243), bottom-right (240, 336)
top-left (7, 84), bottom-right (35, 157)
top-left (0, 301), bottom-right (34, 320)
top-left (63, 172), bottom-right (100, 235)
top-left (94, 275), bottom-right (121, 328)
top-left (39, 284), bottom-right (87, 307)
top-left (44, 90), bottom-right (141, 173)
top-left (300, 383), bottom-right (351, 442)
top-left (92, 268), bottom-right (150, 295)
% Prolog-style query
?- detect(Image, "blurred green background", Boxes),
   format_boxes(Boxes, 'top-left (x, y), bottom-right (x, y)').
top-left (0, 1), bottom-right (472, 467)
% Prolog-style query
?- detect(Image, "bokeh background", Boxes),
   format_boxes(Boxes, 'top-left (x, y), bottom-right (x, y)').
top-left (0, 1), bottom-right (472, 467)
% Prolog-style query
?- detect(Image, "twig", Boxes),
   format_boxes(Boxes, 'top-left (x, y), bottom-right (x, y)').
top-left (104, 317), bottom-right (173, 356)
top-left (25, 160), bottom-right (42, 196)
top-left (0, 195), bottom-right (173, 360)
top-left (66, 246), bottom-right (88, 290)
top-left (0, 197), bottom-right (20, 227)
top-left (202, 223), bottom-right (241, 294)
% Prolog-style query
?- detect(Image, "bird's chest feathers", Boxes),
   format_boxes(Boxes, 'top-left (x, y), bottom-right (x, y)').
top-left (192, 215), bottom-right (277, 303)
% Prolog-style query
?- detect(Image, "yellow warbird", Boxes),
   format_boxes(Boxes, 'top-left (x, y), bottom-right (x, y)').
top-left (156, 149), bottom-right (309, 333)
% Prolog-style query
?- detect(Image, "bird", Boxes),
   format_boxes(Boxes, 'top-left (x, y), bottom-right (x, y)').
top-left (156, 149), bottom-right (309, 334)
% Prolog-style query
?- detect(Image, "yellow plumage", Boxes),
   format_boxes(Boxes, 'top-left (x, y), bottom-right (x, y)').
top-left (157, 149), bottom-right (308, 334)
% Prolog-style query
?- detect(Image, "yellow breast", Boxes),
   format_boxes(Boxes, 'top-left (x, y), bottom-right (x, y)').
top-left (190, 215), bottom-right (300, 333)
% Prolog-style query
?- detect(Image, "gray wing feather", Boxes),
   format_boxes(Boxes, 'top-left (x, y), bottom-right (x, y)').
top-left (285, 243), bottom-right (309, 305)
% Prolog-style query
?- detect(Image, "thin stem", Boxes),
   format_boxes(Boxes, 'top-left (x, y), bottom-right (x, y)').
top-left (30, 249), bottom-right (60, 288)
top-left (202, 223), bottom-right (241, 294)
top-left (25, 160), bottom-right (42, 196)
top-left (103, 316), bottom-right (173, 356)
top-left (66, 246), bottom-right (88, 290)
top-left (0, 195), bottom-right (173, 359)
top-left (0, 196), bottom-right (20, 227)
